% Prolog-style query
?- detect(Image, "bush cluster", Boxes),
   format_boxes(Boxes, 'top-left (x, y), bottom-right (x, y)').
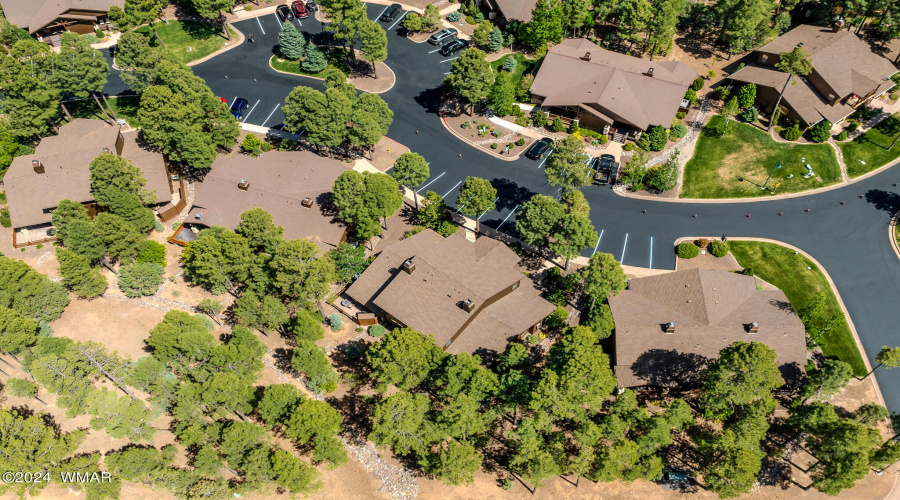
top-left (447, 11), bottom-right (461, 22)
top-left (781, 124), bottom-right (802, 141)
top-left (709, 240), bottom-right (728, 257)
top-left (677, 242), bottom-right (700, 259)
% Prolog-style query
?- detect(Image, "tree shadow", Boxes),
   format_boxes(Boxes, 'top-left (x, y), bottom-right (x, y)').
top-left (414, 86), bottom-right (443, 115)
top-left (631, 349), bottom-right (709, 387)
top-left (490, 177), bottom-right (536, 211)
top-left (865, 189), bottom-right (900, 216)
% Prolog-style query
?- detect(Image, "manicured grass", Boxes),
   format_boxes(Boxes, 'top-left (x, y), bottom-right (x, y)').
top-left (728, 241), bottom-right (867, 377)
top-left (490, 54), bottom-right (535, 90)
top-left (136, 21), bottom-right (238, 65)
top-left (270, 47), bottom-right (351, 78)
top-left (64, 96), bottom-right (142, 128)
top-left (840, 114), bottom-right (900, 178)
top-left (681, 116), bottom-right (842, 198)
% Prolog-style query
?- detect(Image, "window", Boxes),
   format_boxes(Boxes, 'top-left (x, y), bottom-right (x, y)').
top-left (512, 281), bottom-right (520, 291)
top-left (760, 54), bottom-right (768, 64)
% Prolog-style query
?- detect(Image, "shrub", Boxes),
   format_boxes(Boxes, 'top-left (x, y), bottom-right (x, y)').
top-left (465, 15), bottom-right (475, 24)
top-left (118, 263), bottom-right (165, 298)
top-left (670, 123), bottom-right (688, 138)
top-left (154, 219), bottom-right (164, 232)
top-left (892, 92), bottom-right (899, 101)
top-left (0, 209), bottom-right (9, 228)
top-left (95, 29), bottom-right (105, 38)
top-left (676, 111), bottom-right (687, 119)
top-left (781, 123), bottom-right (802, 141)
top-left (742, 267), bottom-right (754, 276)
top-left (545, 306), bottom-right (569, 329)
top-left (598, 134), bottom-right (608, 144)
top-left (551, 116), bottom-right (566, 132)
top-left (369, 324), bottom-right (386, 337)
top-left (684, 88), bottom-right (698, 105)
top-left (677, 242), bottom-right (700, 259)
top-left (545, 288), bottom-right (567, 306)
top-left (697, 238), bottom-right (710, 248)
top-left (690, 77), bottom-right (705, 91)
top-left (714, 85), bottom-right (730, 101)
top-left (532, 110), bottom-right (548, 127)
top-left (241, 134), bottom-right (264, 156)
top-left (6, 378), bottom-right (37, 398)
top-left (491, 143), bottom-right (498, 149)
top-left (836, 130), bottom-right (848, 141)
top-left (709, 240), bottom-right (728, 257)
top-left (806, 120), bottom-right (831, 143)
top-left (502, 57), bottom-right (517, 71)
top-left (461, 120), bottom-right (471, 129)
top-left (136, 240), bottom-right (166, 266)
top-left (638, 125), bottom-right (667, 151)
top-left (447, 11), bottom-right (461, 21)
top-left (847, 121), bottom-right (859, 132)
top-left (329, 313), bottom-right (343, 332)
top-left (515, 138), bottom-right (526, 146)
top-left (707, 69), bottom-right (716, 79)
top-left (741, 107), bottom-right (758, 123)
top-left (514, 116), bottom-right (531, 127)
top-left (623, 143), bottom-right (634, 151)
top-left (345, 344), bottom-right (362, 361)
top-left (474, 12), bottom-right (484, 22)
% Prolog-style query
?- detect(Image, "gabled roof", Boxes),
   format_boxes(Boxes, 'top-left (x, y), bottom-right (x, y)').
top-left (530, 39), bottom-right (697, 130)
top-left (187, 151), bottom-right (348, 251)
top-left (608, 269), bottom-right (807, 388)
top-left (757, 25), bottom-right (897, 98)
top-left (0, 0), bottom-right (124, 33)
top-left (4, 119), bottom-right (171, 228)
top-left (492, 0), bottom-right (538, 22)
top-left (346, 229), bottom-right (555, 355)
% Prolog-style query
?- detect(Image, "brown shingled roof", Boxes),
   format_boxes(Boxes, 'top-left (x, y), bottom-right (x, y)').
top-left (608, 269), bottom-right (807, 388)
top-left (530, 39), bottom-right (697, 131)
top-left (0, 0), bottom-right (124, 33)
top-left (187, 151), bottom-right (349, 251)
top-left (345, 229), bottom-right (556, 356)
top-left (4, 119), bottom-right (171, 229)
top-left (492, 0), bottom-right (538, 22)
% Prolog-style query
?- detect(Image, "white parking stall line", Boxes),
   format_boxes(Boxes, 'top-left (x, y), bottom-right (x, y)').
top-left (274, 13), bottom-right (283, 28)
top-left (478, 197), bottom-right (500, 219)
top-left (649, 236), bottom-right (653, 270)
top-left (439, 57), bottom-right (458, 63)
top-left (592, 230), bottom-right (604, 255)
top-left (256, 17), bottom-right (266, 35)
top-left (443, 72), bottom-right (452, 75)
top-left (260, 104), bottom-right (281, 128)
top-left (429, 48), bottom-right (441, 53)
top-left (389, 11), bottom-right (408, 30)
top-left (416, 172), bottom-right (445, 193)
top-left (537, 149), bottom-right (553, 169)
top-left (376, 5), bottom-right (390, 19)
top-left (495, 204), bottom-right (519, 231)
top-left (620, 233), bottom-right (628, 263)
top-left (441, 180), bottom-right (462, 199)
top-left (241, 99), bottom-right (260, 123)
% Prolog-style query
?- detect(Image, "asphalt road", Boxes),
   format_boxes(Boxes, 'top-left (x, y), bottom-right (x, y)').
top-left (104, 8), bottom-right (900, 412)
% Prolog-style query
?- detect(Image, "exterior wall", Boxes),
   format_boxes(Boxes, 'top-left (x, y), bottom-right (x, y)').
top-left (750, 83), bottom-right (808, 128)
top-left (805, 69), bottom-right (840, 105)
top-left (576, 110), bottom-right (611, 131)
top-left (757, 51), bottom-right (780, 68)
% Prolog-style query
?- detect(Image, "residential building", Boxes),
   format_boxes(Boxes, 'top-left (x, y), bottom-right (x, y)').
top-left (0, 0), bottom-right (123, 45)
top-left (729, 23), bottom-right (898, 129)
top-left (4, 119), bottom-right (175, 247)
top-left (346, 229), bottom-right (556, 356)
top-left (184, 151), bottom-right (349, 251)
top-left (529, 38), bottom-right (697, 142)
top-left (608, 269), bottom-right (807, 388)
top-left (483, 0), bottom-right (538, 23)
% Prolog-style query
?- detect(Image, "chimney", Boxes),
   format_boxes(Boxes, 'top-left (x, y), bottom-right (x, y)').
top-left (748, 322), bottom-right (759, 334)
top-left (647, 67), bottom-right (654, 78)
top-left (31, 159), bottom-right (44, 174)
top-left (832, 18), bottom-right (844, 32)
top-left (581, 51), bottom-right (591, 61)
top-left (301, 196), bottom-right (313, 208)
top-left (665, 322), bottom-right (675, 334)
top-left (462, 299), bottom-right (476, 313)
top-left (238, 179), bottom-right (250, 191)
top-left (102, 147), bottom-right (109, 154)
top-left (402, 258), bottom-right (415, 274)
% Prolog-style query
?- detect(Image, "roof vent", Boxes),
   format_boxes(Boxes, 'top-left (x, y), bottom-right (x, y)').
top-left (31, 159), bottom-right (44, 174)
top-left (462, 299), bottom-right (475, 313)
top-left (581, 51), bottom-right (591, 61)
top-left (102, 147), bottom-right (109, 154)
top-left (647, 67), bottom-right (654, 77)
top-left (195, 213), bottom-right (202, 220)
top-left (748, 322), bottom-right (759, 334)
top-left (402, 259), bottom-right (415, 274)
top-left (301, 196), bottom-right (313, 208)
top-left (665, 322), bottom-right (675, 334)
top-left (238, 179), bottom-right (250, 191)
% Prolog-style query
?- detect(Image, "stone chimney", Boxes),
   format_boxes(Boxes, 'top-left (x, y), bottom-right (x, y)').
top-left (581, 51), bottom-right (591, 61)
top-left (665, 322), bottom-right (675, 334)
top-left (647, 67), bottom-right (655, 78)
top-left (102, 147), bottom-right (109, 154)
top-left (238, 179), bottom-right (250, 191)
top-left (301, 196), bottom-right (313, 208)
top-left (402, 259), bottom-right (415, 274)
top-left (31, 159), bottom-right (44, 174)
top-left (832, 18), bottom-right (845, 32)
top-left (462, 299), bottom-right (476, 313)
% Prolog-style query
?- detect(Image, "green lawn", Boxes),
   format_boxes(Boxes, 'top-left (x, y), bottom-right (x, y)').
top-left (681, 116), bottom-right (842, 198)
top-left (135, 21), bottom-right (237, 65)
top-left (840, 114), bottom-right (900, 178)
top-left (270, 48), bottom-right (351, 78)
top-left (490, 54), bottom-right (535, 92)
top-left (64, 96), bottom-right (142, 128)
top-left (728, 241), bottom-right (867, 377)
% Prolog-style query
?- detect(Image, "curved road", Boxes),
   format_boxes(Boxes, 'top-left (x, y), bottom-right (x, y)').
top-left (106, 8), bottom-right (900, 412)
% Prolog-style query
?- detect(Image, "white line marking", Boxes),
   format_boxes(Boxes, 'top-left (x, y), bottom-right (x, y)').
top-left (274, 13), bottom-right (283, 28)
top-left (297, 126), bottom-right (306, 136)
top-left (429, 48), bottom-right (441, 53)
top-left (620, 233), bottom-right (628, 263)
top-left (455, 204), bottom-right (465, 214)
top-left (376, 5), bottom-right (390, 19)
top-left (649, 236), bottom-right (653, 270)
top-left (443, 72), bottom-right (451, 75)
top-left (592, 230), bottom-right (604, 255)
top-left (260, 103), bottom-right (281, 128)
top-left (242, 99), bottom-right (260, 123)
top-left (495, 204), bottom-right (519, 231)
top-left (389, 11), bottom-right (408, 30)
top-left (439, 57), bottom-right (458, 63)
top-left (478, 197), bottom-right (500, 219)
top-left (256, 17), bottom-right (265, 35)
top-left (441, 180), bottom-right (462, 198)
top-left (416, 172), bottom-right (445, 193)
top-left (296, 18), bottom-right (303, 27)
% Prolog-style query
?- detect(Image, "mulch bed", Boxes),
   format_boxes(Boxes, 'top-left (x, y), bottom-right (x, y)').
top-left (443, 111), bottom-right (536, 159)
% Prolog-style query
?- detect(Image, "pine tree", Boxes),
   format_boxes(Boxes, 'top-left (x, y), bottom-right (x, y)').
top-left (302, 44), bottom-right (328, 73)
top-left (57, 249), bottom-right (107, 299)
top-left (117, 262), bottom-right (165, 298)
top-left (279, 23), bottom-right (306, 60)
top-left (488, 27), bottom-right (504, 51)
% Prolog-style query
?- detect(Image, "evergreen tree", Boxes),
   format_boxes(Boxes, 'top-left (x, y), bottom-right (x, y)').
top-left (302, 44), bottom-right (328, 73)
top-left (279, 23), bottom-right (306, 60)
top-left (55, 32), bottom-right (109, 104)
top-left (0, 306), bottom-right (38, 354)
top-left (51, 200), bottom-right (90, 243)
top-left (182, 226), bottom-right (253, 295)
top-left (516, 194), bottom-right (565, 250)
top-left (736, 83), bottom-right (757, 108)
top-left (523, 0), bottom-right (564, 50)
top-left (367, 327), bottom-right (445, 390)
top-left (544, 135), bottom-right (592, 193)
top-left (57, 249), bottom-right (107, 299)
top-left (581, 252), bottom-right (627, 301)
top-left (487, 27), bottom-right (504, 51)
top-left (444, 48), bottom-right (495, 113)
top-left (235, 208), bottom-right (285, 254)
top-left (233, 290), bottom-right (289, 334)
top-left (701, 341), bottom-right (783, 419)
top-left (369, 391), bottom-right (437, 455)
top-left (117, 262), bottom-right (165, 298)
top-left (487, 71), bottom-right (516, 116)
top-left (270, 239), bottom-right (335, 307)
top-left (422, 3), bottom-right (441, 29)
top-left (456, 176), bottom-right (496, 233)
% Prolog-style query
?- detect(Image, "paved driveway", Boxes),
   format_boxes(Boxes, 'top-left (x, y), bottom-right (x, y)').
top-left (103, 7), bottom-right (900, 412)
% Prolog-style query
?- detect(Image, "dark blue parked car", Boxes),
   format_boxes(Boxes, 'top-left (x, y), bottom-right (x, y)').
top-left (230, 98), bottom-right (249, 119)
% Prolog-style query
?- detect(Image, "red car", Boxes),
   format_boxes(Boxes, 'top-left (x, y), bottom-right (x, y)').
top-left (292, 0), bottom-right (309, 19)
